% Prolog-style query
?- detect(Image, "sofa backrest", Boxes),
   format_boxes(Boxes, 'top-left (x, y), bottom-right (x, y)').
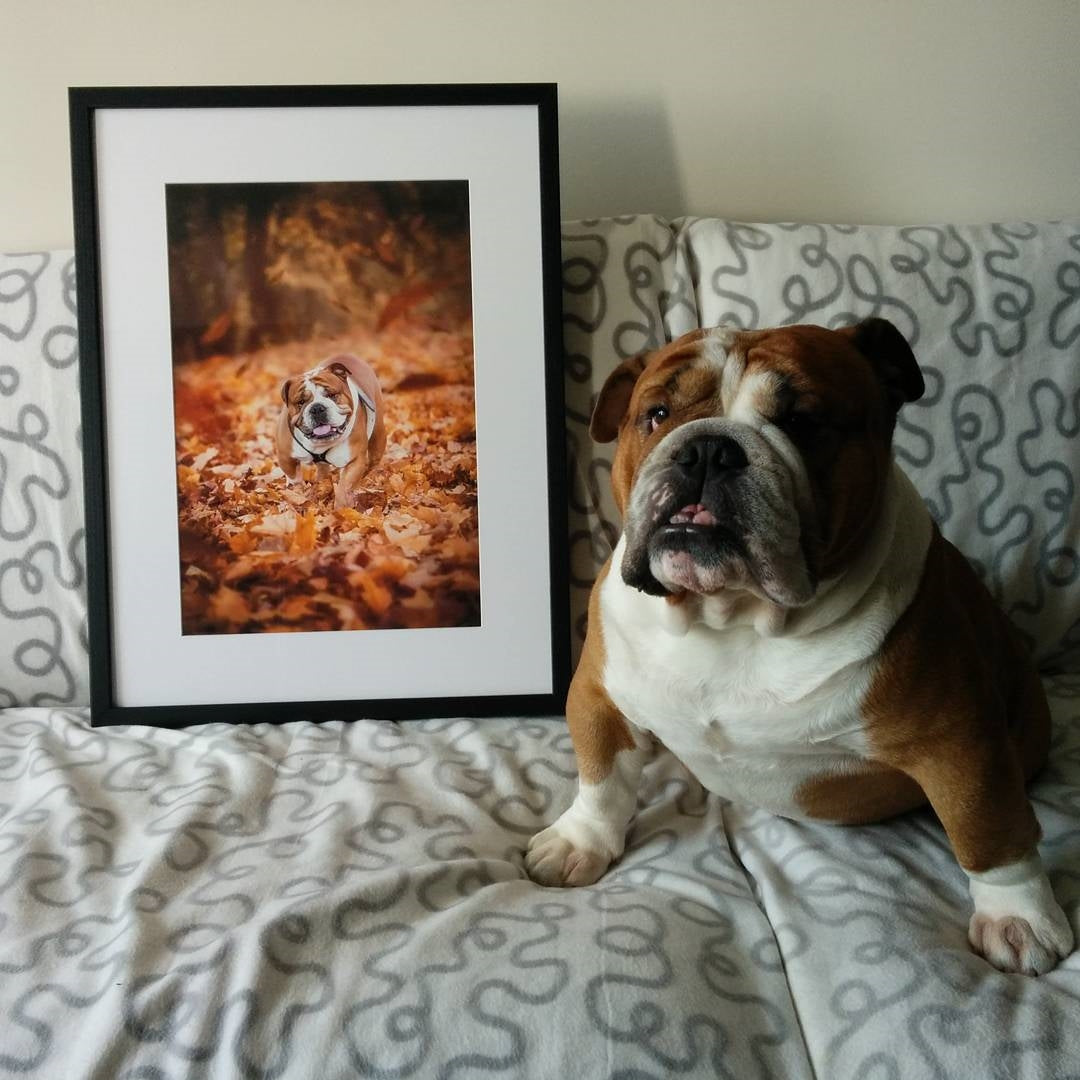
top-left (563, 216), bottom-right (1080, 673)
top-left (3, 220), bottom-right (1079, 706)
top-left (0, 252), bottom-right (86, 707)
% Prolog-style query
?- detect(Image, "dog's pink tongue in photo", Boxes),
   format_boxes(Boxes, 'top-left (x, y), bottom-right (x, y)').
top-left (313, 424), bottom-right (334, 437)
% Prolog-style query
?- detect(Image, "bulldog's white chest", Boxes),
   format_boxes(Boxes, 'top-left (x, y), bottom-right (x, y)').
top-left (598, 475), bottom-right (932, 819)
top-left (600, 581), bottom-right (873, 816)
top-left (291, 438), bottom-right (354, 469)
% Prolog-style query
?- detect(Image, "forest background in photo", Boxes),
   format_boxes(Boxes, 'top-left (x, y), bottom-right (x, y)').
top-left (165, 180), bottom-right (481, 636)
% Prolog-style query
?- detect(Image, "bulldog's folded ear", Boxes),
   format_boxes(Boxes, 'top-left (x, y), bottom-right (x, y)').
top-left (280, 378), bottom-right (293, 404)
top-left (589, 354), bottom-right (648, 443)
top-left (844, 317), bottom-right (925, 410)
top-left (328, 361), bottom-right (352, 383)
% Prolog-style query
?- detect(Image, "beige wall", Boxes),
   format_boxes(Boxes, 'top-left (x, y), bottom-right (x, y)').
top-left (4, 0), bottom-right (1080, 252)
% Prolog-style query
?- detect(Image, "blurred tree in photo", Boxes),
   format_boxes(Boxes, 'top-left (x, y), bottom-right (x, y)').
top-left (166, 180), bottom-right (472, 362)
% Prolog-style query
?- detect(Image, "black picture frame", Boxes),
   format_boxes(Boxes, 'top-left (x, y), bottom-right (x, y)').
top-left (69, 83), bottom-right (568, 727)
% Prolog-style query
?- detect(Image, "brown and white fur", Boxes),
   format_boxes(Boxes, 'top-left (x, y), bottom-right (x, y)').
top-left (526, 319), bottom-right (1075, 976)
top-left (275, 353), bottom-right (386, 509)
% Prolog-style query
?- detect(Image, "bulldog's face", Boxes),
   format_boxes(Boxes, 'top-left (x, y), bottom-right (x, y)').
top-left (281, 363), bottom-right (354, 445)
top-left (593, 318), bottom-right (924, 608)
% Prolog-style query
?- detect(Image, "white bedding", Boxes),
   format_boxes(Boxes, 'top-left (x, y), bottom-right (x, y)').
top-left (1, 686), bottom-right (1078, 1079)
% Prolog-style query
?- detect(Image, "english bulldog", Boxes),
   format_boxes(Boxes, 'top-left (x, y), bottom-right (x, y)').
top-left (275, 353), bottom-right (386, 509)
top-left (526, 318), bottom-right (1075, 975)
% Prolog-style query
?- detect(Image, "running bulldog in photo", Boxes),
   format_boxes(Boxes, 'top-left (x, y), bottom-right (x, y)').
top-left (525, 318), bottom-right (1075, 976)
top-left (275, 353), bottom-right (386, 509)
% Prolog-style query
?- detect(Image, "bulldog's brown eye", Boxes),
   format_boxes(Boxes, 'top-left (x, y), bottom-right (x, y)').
top-left (643, 404), bottom-right (669, 433)
top-left (777, 409), bottom-right (819, 437)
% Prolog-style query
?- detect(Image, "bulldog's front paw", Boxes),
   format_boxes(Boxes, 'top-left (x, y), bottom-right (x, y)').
top-left (968, 908), bottom-right (1074, 976)
top-left (525, 812), bottom-right (622, 888)
top-left (967, 861), bottom-right (1074, 975)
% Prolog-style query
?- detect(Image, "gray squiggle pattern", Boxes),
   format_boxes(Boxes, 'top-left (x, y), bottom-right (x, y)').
top-left (0, 711), bottom-right (816, 1079)
top-left (731, 673), bottom-right (1080, 1079)
top-left (0, 252), bottom-right (87, 706)
top-left (562, 218), bottom-right (1080, 670)
top-left (562, 217), bottom-right (700, 652)
top-left (2, 227), bottom-right (1079, 1078)
top-left (0, 695), bottom-right (1077, 1079)
top-left (555, 216), bottom-right (1080, 1075)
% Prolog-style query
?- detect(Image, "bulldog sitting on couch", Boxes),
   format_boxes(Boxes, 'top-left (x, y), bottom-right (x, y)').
top-left (275, 353), bottom-right (386, 509)
top-left (526, 318), bottom-right (1075, 976)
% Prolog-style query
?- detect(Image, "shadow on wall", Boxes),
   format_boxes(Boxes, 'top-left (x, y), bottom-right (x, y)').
top-left (559, 96), bottom-right (686, 221)
top-left (559, 95), bottom-right (925, 227)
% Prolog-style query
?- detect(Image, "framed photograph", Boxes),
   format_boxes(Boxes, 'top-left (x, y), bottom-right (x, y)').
top-left (69, 83), bottom-right (568, 727)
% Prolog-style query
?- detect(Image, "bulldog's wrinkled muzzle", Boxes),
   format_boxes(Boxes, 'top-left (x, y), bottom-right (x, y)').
top-left (620, 418), bottom-right (815, 606)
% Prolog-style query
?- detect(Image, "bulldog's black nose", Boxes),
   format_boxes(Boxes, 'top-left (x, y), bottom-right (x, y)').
top-left (673, 434), bottom-right (748, 475)
top-left (309, 403), bottom-right (328, 422)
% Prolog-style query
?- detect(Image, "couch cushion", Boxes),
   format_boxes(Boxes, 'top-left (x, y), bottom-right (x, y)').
top-left (0, 251), bottom-right (87, 706)
top-left (0, 679), bottom-right (1076, 1078)
top-left (562, 217), bottom-right (1080, 670)
top-left (725, 669), bottom-right (1080, 1078)
top-left (562, 216), bottom-right (700, 655)
top-left (0, 707), bottom-right (818, 1079)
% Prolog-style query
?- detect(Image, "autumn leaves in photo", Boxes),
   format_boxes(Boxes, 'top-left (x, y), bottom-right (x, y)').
top-left (166, 180), bottom-right (481, 635)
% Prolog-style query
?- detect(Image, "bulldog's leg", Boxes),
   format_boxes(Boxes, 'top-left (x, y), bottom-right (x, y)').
top-left (333, 457), bottom-right (369, 510)
top-left (525, 670), bottom-right (649, 887)
top-left (905, 738), bottom-right (1073, 975)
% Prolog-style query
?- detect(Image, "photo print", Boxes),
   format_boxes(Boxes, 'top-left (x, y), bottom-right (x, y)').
top-left (165, 180), bottom-right (481, 636)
